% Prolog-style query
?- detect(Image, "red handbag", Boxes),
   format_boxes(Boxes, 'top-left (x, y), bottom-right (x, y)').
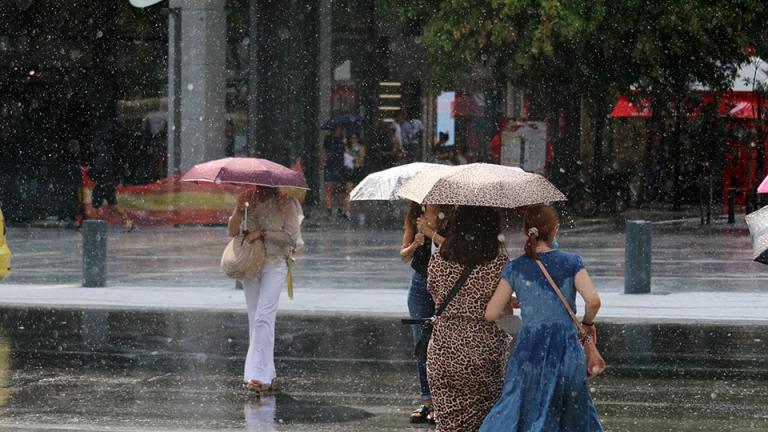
top-left (535, 259), bottom-right (606, 377)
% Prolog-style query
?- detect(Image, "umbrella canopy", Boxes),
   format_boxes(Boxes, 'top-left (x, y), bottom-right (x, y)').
top-left (350, 162), bottom-right (451, 201)
top-left (758, 175), bottom-right (768, 194)
top-left (397, 163), bottom-right (566, 208)
top-left (181, 157), bottom-right (309, 189)
top-left (745, 205), bottom-right (768, 265)
top-left (321, 114), bottom-right (363, 131)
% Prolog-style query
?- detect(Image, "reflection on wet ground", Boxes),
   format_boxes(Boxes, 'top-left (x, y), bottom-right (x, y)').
top-left (0, 358), bottom-right (767, 431)
top-left (0, 307), bottom-right (766, 432)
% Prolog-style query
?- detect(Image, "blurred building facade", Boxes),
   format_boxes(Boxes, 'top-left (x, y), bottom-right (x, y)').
top-left (0, 0), bottom-right (444, 220)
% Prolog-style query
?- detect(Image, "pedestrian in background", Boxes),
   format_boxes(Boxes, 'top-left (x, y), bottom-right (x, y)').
top-left (228, 187), bottom-right (303, 394)
top-left (401, 202), bottom-right (450, 425)
top-left (322, 125), bottom-right (347, 219)
top-left (426, 205), bottom-right (511, 431)
top-left (342, 133), bottom-right (366, 221)
top-left (401, 115), bottom-right (424, 162)
top-left (382, 113), bottom-right (406, 166)
top-left (480, 204), bottom-right (602, 432)
top-left (85, 152), bottom-right (134, 231)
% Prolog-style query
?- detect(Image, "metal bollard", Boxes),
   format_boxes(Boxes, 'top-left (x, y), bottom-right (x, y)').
top-left (82, 220), bottom-right (107, 287)
top-left (728, 183), bottom-right (736, 224)
top-left (625, 220), bottom-right (652, 294)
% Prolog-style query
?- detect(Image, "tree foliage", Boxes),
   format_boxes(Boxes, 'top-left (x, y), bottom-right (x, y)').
top-left (382, 0), bottom-right (768, 100)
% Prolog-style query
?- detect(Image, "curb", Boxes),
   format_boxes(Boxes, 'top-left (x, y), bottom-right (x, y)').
top-left (2, 306), bottom-right (766, 379)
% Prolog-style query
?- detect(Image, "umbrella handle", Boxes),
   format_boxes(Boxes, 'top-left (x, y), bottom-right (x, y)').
top-left (241, 202), bottom-right (249, 235)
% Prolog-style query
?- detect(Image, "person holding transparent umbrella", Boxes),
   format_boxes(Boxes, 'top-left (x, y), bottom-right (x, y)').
top-left (400, 202), bottom-right (450, 424)
top-left (349, 162), bottom-right (451, 423)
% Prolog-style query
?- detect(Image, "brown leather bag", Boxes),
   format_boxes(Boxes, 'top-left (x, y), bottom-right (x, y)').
top-left (535, 259), bottom-right (606, 377)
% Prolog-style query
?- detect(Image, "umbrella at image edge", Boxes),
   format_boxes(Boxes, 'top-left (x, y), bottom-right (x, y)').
top-left (396, 163), bottom-right (566, 208)
top-left (758, 175), bottom-right (768, 194)
top-left (746, 205), bottom-right (768, 265)
top-left (181, 157), bottom-right (309, 190)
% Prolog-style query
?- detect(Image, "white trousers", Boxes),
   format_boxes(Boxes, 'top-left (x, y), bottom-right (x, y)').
top-left (242, 262), bottom-right (287, 384)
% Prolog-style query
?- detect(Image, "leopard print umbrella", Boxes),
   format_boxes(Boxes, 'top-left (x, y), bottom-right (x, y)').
top-left (397, 163), bottom-right (566, 208)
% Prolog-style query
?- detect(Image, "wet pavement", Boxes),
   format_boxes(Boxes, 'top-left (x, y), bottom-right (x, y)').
top-left (1, 214), bottom-right (767, 430)
top-left (1, 349), bottom-right (767, 431)
top-left (0, 307), bottom-right (765, 431)
top-left (4, 214), bottom-right (767, 293)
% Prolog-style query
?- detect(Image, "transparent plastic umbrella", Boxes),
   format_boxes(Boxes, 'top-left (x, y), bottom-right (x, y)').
top-left (350, 162), bottom-right (450, 201)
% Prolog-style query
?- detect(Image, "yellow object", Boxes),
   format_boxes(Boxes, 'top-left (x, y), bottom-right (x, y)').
top-left (0, 337), bottom-right (10, 406)
top-left (286, 257), bottom-right (295, 300)
top-left (0, 208), bottom-right (10, 281)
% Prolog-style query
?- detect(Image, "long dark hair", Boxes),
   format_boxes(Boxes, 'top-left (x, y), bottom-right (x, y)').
top-left (404, 201), bottom-right (424, 229)
top-left (440, 206), bottom-right (503, 266)
top-left (523, 204), bottom-right (560, 259)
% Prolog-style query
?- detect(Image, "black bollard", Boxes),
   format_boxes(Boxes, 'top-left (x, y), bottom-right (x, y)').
top-left (82, 220), bottom-right (107, 287)
top-left (235, 280), bottom-right (243, 290)
top-left (625, 220), bottom-right (652, 294)
top-left (728, 179), bottom-right (736, 224)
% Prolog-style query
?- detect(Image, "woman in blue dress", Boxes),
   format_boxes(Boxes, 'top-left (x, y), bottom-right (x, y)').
top-left (480, 204), bottom-right (603, 432)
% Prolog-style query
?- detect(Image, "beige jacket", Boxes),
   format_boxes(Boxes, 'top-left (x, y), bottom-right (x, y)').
top-left (243, 196), bottom-right (303, 263)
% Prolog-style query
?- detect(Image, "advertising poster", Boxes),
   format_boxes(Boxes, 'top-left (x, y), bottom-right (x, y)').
top-left (500, 121), bottom-right (548, 174)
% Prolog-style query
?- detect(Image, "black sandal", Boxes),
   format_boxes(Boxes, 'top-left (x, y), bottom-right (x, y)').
top-left (409, 405), bottom-right (434, 424)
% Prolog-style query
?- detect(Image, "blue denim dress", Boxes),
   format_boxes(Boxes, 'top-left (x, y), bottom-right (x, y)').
top-left (480, 251), bottom-right (602, 432)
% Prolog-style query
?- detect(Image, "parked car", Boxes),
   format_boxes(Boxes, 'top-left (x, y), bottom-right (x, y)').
top-left (0, 208), bottom-right (10, 280)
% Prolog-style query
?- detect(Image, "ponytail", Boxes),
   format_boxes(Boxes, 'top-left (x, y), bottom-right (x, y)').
top-left (523, 204), bottom-right (560, 259)
top-left (524, 227), bottom-right (540, 259)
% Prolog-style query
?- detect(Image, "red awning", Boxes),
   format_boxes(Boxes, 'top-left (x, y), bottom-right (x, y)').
top-left (611, 91), bottom-right (767, 120)
top-left (720, 92), bottom-right (764, 119)
top-left (610, 95), bottom-right (652, 118)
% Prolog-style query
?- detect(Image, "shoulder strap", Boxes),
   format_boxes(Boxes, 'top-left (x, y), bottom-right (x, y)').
top-left (435, 265), bottom-right (474, 317)
top-left (535, 259), bottom-right (583, 334)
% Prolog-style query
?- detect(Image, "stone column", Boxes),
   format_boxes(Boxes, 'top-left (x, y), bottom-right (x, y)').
top-left (316, 0), bottom-right (333, 197)
top-left (247, 0), bottom-right (258, 158)
top-left (168, 0), bottom-right (227, 174)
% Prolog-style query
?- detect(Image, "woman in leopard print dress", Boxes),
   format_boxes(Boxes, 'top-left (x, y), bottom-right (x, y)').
top-left (426, 206), bottom-right (512, 432)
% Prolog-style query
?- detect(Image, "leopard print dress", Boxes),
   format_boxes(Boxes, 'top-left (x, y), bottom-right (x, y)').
top-left (426, 252), bottom-right (511, 432)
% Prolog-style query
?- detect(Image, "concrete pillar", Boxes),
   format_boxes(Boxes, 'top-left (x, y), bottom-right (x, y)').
top-left (169, 0), bottom-right (227, 174)
top-left (316, 0), bottom-right (333, 197)
top-left (247, 0), bottom-right (258, 158)
top-left (167, 7), bottom-right (182, 176)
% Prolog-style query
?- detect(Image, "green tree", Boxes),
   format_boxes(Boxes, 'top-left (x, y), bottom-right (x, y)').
top-left (381, 0), bottom-right (768, 208)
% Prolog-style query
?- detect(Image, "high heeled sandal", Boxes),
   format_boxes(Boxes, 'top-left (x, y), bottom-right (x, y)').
top-left (410, 404), bottom-right (435, 424)
top-left (246, 379), bottom-right (275, 394)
